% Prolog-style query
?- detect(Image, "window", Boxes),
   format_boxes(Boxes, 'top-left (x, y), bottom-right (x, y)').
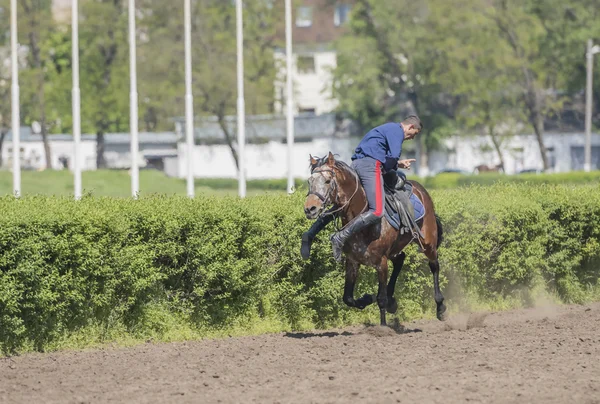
top-left (297, 55), bottom-right (315, 74)
top-left (334, 4), bottom-right (351, 26)
top-left (296, 6), bottom-right (313, 27)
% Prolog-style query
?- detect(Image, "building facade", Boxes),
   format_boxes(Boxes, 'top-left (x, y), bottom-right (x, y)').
top-left (274, 0), bottom-right (353, 116)
top-left (1, 129), bottom-right (178, 172)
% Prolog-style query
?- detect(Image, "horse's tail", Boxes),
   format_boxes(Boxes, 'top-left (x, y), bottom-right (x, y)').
top-left (435, 214), bottom-right (444, 248)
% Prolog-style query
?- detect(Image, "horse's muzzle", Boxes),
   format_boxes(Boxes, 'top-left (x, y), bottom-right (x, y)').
top-left (304, 194), bottom-right (325, 219)
top-left (304, 205), bottom-right (320, 219)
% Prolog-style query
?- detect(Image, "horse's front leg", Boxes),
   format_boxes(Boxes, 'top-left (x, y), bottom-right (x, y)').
top-left (386, 252), bottom-right (406, 314)
top-left (376, 257), bottom-right (389, 326)
top-left (343, 259), bottom-right (374, 309)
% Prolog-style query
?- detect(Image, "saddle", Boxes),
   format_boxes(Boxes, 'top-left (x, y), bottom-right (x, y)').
top-left (382, 172), bottom-right (426, 240)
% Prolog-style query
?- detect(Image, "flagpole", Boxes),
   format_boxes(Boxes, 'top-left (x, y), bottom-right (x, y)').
top-left (129, 0), bottom-right (139, 198)
top-left (10, 0), bottom-right (20, 197)
top-left (285, 0), bottom-right (295, 194)
top-left (236, 0), bottom-right (246, 198)
top-left (72, 0), bottom-right (82, 199)
top-left (184, 0), bottom-right (195, 197)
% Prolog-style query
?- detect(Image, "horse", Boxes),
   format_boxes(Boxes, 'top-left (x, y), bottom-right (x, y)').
top-left (303, 152), bottom-right (446, 326)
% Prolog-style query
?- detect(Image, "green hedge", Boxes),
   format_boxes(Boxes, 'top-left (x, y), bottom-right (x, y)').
top-left (1, 184), bottom-right (599, 354)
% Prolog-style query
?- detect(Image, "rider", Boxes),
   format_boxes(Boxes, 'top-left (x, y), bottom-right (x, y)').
top-left (301, 115), bottom-right (422, 262)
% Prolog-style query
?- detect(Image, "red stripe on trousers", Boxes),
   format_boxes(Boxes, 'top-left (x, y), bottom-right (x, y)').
top-left (374, 161), bottom-right (383, 217)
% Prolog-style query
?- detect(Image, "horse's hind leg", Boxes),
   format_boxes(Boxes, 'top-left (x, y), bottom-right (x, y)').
top-left (343, 259), bottom-right (375, 309)
top-left (386, 252), bottom-right (406, 314)
top-left (376, 257), bottom-right (389, 326)
top-left (429, 259), bottom-right (447, 321)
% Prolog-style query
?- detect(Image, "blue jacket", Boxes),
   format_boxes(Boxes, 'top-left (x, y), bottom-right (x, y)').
top-left (352, 123), bottom-right (405, 172)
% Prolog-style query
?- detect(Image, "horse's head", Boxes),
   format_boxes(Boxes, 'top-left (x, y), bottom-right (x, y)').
top-left (304, 152), bottom-right (339, 219)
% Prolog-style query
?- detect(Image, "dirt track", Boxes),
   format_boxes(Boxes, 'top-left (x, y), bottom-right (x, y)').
top-left (1, 303), bottom-right (599, 404)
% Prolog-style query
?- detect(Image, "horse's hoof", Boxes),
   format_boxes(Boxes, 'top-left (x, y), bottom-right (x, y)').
top-left (437, 303), bottom-right (448, 321)
top-left (387, 297), bottom-right (398, 314)
top-left (355, 294), bottom-right (374, 310)
top-left (300, 242), bottom-right (311, 260)
top-left (300, 234), bottom-right (312, 260)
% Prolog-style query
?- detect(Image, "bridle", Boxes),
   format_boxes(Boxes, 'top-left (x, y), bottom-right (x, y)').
top-left (307, 168), bottom-right (337, 207)
top-left (307, 165), bottom-right (366, 221)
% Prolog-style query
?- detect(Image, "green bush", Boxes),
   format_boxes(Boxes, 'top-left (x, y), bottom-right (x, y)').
top-left (0, 183), bottom-right (599, 354)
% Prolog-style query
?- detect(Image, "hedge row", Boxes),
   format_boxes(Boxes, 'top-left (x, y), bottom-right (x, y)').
top-left (1, 184), bottom-right (599, 353)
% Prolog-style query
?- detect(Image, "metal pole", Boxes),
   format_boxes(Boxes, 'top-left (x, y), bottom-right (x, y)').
top-left (184, 0), bottom-right (194, 198)
top-left (10, 0), bottom-right (20, 197)
top-left (236, 0), bottom-right (246, 198)
top-left (72, 0), bottom-right (82, 200)
top-left (285, 0), bottom-right (294, 194)
top-left (585, 40), bottom-right (593, 172)
top-left (129, 0), bottom-right (139, 198)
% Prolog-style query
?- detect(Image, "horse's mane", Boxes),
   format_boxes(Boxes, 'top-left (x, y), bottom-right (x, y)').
top-left (311, 155), bottom-right (354, 175)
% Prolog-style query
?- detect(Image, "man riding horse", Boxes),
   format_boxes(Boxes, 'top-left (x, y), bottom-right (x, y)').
top-left (301, 115), bottom-right (422, 262)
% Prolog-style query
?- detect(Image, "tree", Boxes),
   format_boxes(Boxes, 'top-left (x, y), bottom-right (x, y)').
top-left (0, 10), bottom-right (13, 167)
top-left (331, 0), bottom-right (458, 174)
top-left (190, 0), bottom-right (279, 170)
top-left (8, 0), bottom-right (55, 169)
top-left (0, 70), bottom-right (9, 168)
top-left (134, 0), bottom-right (279, 169)
top-left (136, 0), bottom-right (185, 132)
top-left (77, 0), bottom-right (129, 168)
top-left (484, 0), bottom-right (598, 171)
top-left (332, 0), bottom-right (600, 173)
top-left (424, 0), bottom-right (524, 170)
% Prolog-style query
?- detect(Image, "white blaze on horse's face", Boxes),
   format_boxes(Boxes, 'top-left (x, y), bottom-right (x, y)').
top-left (304, 169), bottom-right (335, 219)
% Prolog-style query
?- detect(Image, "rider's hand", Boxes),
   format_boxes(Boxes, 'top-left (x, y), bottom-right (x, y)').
top-left (398, 159), bottom-right (416, 170)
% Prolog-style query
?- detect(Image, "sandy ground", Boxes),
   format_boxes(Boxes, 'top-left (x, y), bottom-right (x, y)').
top-left (1, 303), bottom-right (599, 404)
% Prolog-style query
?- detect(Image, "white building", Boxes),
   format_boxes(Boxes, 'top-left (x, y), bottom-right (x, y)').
top-left (171, 113), bottom-right (358, 180)
top-left (274, 0), bottom-right (352, 116)
top-left (1, 129), bottom-right (178, 172)
top-left (2, 124), bottom-right (598, 179)
top-left (429, 132), bottom-right (600, 174)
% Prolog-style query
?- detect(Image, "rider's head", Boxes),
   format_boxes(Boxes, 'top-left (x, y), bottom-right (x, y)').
top-left (401, 115), bottom-right (423, 140)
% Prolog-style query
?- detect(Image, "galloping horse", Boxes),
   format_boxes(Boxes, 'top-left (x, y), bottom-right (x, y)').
top-left (303, 152), bottom-right (446, 326)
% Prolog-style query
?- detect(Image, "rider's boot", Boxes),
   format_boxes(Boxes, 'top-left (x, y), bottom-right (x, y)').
top-left (330, 212), bottom-right (381, 262)
top-left (301, 214), bottom-right (335, 260)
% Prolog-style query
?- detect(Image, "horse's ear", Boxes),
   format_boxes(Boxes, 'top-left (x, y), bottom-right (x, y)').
top-left (309, 154), bottom-right (318, 168)
top-left (327, 152), bottom-right (335, 167)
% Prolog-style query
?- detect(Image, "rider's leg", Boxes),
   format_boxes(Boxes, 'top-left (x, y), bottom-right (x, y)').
top-left (330, 157), bottom-right (384, 262)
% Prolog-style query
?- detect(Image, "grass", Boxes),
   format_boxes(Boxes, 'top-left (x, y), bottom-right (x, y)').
top-left (2, 168), bottom-right (599, 198)
top-left (0, 169), bottom-right (294, 197)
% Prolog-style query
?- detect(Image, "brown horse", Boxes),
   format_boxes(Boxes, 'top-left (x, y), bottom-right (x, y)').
top-left (474, 163), bottom-right (504, 174)
top-left (303, 152), bottom-right (445, 326)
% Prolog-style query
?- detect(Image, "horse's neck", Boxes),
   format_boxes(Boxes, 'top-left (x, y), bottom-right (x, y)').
top-left (337, 167), bottom-right (367, 223)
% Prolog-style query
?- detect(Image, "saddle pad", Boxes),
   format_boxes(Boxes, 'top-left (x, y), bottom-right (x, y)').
top-left (384, 186), bottom-right (426, 232)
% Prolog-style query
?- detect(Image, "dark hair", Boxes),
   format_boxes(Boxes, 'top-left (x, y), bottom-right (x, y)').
top-left (402, 115), bottom-right (423, 131)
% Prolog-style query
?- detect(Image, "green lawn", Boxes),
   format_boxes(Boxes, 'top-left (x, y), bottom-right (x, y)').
top-left (0, 169), bottom-right (292, 197)
top-left (2, 169), bottom-right (598, 198)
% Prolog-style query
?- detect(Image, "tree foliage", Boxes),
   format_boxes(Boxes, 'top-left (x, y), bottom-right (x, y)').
top-left (1, 0), bottom-right (279, 170)
top-left (332, 0), bottom-right (600, 171)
